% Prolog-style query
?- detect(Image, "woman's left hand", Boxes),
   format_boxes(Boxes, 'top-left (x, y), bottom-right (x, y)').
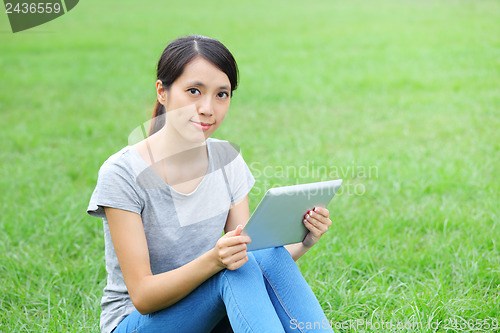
top-left (302, 207), bottom-right (332, 248)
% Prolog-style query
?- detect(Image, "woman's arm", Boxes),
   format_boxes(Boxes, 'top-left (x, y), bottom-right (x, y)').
top-left (225, 194), bottom-right (251, 233)
top-left (285, 242), bottom-right (311, 261)
top-left (105, 206), bottom-right (250, 315)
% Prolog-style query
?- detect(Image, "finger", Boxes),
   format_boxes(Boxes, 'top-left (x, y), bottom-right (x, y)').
top-left (303, 219), bottom-right (314, 234)
top-left (226, 253), bottom-right (249, 270)
top-left (304, 210), bottom-right (325, 222)
top-left (313, 207), bottom-right (330, 218)
top-left (310, 210), bottom-right (333, 227)
top-left (217, 239), bottom-right (249, 259)
top-left (227, 258), bottom-right (248, 270)
top-left (221, 243), bottom-right (248, 257)
top-left (221, 235), bottom-right (251, 247)
top-left (303, 217), bottom-right (322, 235)
top-left (310, 218), bottom-right (329, 233)
top-left (305, 211), bottom-right (330, 231)
top-left (234, 225), bottom-right (243, 235)
top-left (221, 245), bottom-right (248, 264)
top-left (305, 216), bottom-right (328, 233)
top-left (221, 248), bottom-right (247, 266)
top-left (226, 225), bottom-right (243, 237)
top-left (302, 226), bottom-right (321, 242)
top-left (231, 248), bottom-right (248, 262)
top-left (303, 215), bottom-right (319, 232)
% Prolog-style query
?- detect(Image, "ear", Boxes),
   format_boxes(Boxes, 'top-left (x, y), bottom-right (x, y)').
top-left (156, 80), bottom-right (167, 106)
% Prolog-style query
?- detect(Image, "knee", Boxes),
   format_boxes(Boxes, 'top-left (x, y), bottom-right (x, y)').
top-left (252, 246), bottom-right (292, 263)
top-left (215, 251), bottom-right (257, 274)
top-left (223, 252), bottom-right (260, 277)
top-left (268, 246), bottom-right (290, 258)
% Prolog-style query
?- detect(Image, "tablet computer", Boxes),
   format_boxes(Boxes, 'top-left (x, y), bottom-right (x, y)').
top-left (242, 179), bottom-right (342, 251)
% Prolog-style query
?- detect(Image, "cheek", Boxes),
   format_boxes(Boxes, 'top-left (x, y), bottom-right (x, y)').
top-left (215, 111), bottom-right (228, 128)
top-left (217, 101), bottom-right (230, 119)
top-left (166, 89), bottom-right (191, 109)
top-left (219, 109), bottom-right (228, 120)
top-left (166, 103), bottom-right (198, 123)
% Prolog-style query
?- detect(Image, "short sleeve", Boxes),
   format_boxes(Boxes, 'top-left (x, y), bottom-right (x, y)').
top-left (87, 161), bottom-right (143, 219)
top-left (225, 153), bottom-right (255, 205)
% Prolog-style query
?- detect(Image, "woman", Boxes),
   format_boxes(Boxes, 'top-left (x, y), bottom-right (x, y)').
top-left (87, 35), bottom-right (334, 333)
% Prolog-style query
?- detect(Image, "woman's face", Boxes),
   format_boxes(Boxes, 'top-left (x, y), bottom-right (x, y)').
top-left (158, 56), bottom-right (232, 143)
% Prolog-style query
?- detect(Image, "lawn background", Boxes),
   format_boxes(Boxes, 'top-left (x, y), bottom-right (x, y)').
top-left (1, 0), bottom-right (499, 332)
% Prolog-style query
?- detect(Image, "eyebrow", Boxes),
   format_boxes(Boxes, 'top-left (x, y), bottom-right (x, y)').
top-left (187, 81), bottom-right (230, 91)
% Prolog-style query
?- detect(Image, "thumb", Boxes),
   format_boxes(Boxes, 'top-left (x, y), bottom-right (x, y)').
top-left (229, 225), bottom-right (243, 237)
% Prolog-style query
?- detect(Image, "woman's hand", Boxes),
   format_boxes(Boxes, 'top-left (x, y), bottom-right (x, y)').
top-left (301, 207), bottom-right (332, 248)
top-left (213, 225), bottom-right (251, 270)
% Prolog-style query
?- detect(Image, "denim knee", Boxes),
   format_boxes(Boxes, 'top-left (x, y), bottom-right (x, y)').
top-left (252, 246), bottom-right (292, 264)
top-left (220, 252), bottom-right (261, 279)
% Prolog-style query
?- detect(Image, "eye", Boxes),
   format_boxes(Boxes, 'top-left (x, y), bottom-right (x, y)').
top-left (217, 91), bottom-right (229, 99)
top-left (187, 88), bottom-right (200, 95)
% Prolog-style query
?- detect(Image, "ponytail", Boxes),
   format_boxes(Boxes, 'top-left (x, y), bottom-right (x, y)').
top-left (148, 100), bottom-right (166, 136)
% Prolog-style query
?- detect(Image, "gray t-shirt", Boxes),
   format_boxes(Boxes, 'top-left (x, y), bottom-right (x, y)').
top-left (87, 138), bottom-right (255, 333)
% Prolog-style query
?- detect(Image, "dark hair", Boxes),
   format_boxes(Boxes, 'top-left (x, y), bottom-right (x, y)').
top-left (149, 35), bottom-right (239, 136)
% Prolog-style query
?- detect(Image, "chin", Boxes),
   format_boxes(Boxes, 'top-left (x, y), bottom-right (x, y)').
top-left (184, 132), bottom-right (209, 144)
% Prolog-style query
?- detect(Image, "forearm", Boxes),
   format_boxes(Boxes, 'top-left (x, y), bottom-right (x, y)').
top-left (133, 248), bottom-right (222, 314)
top-left (285, 242), bottom-right (312, 261)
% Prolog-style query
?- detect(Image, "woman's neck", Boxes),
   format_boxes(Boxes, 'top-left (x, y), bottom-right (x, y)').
top-left (148, 124), bottom-right (208, 167)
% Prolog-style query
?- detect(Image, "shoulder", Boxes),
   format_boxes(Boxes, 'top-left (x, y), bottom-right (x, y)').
top-left (88, 146), bottom-right (144, 218)
top-left (98, 146), bottom-right (138, 179)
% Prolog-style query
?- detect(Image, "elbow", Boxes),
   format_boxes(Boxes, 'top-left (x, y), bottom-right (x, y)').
top-left (127, 275), bottom-right (156, 315)
top-left (134, 302), bottom-right (149, 316)
top-left (130, 293), bottom-right (152, 315)
top-left (129, 287), bottom-right (175, 315)
top-left (136, 306), bottom-right (151, 316)
top-left (127, 277), bottom-right (178, 315)
top-left (129, 284), bottom-right (154, 315)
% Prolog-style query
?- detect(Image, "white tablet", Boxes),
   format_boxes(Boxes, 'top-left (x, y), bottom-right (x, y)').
top-left (242, 179), bottom-right (342, 251)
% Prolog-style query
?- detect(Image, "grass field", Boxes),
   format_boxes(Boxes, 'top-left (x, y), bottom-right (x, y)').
top-left (1, 0), bottom-right (499, 331)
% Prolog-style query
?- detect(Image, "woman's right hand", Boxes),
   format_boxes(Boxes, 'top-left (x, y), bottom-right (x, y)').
top-left (213, 225), bottom-right (251, 270)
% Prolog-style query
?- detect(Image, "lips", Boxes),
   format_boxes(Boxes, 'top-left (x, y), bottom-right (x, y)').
top-left (190, 120), bottom-right (213, 131)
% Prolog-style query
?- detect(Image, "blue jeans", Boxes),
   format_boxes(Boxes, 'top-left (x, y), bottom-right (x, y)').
top-left (112, 247), bottom-right (333, 333)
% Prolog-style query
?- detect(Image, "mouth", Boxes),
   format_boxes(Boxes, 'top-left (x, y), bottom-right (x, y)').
top-left (189, 120), bottom-right (214, 131)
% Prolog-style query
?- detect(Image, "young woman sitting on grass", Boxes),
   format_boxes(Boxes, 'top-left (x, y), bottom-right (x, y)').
top-left (87, 35), bottom-right (334, 333)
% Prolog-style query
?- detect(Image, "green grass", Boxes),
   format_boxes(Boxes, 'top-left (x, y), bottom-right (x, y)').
top-left (1, 0), bottom-right (499, 331)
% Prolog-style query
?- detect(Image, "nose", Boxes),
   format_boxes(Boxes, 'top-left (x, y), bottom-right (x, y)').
top-left (197, 96), bottom-right (214, 118)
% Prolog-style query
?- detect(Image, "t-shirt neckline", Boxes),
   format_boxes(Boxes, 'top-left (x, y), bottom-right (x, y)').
top-left (128, 139), bottom-right (214, 197)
